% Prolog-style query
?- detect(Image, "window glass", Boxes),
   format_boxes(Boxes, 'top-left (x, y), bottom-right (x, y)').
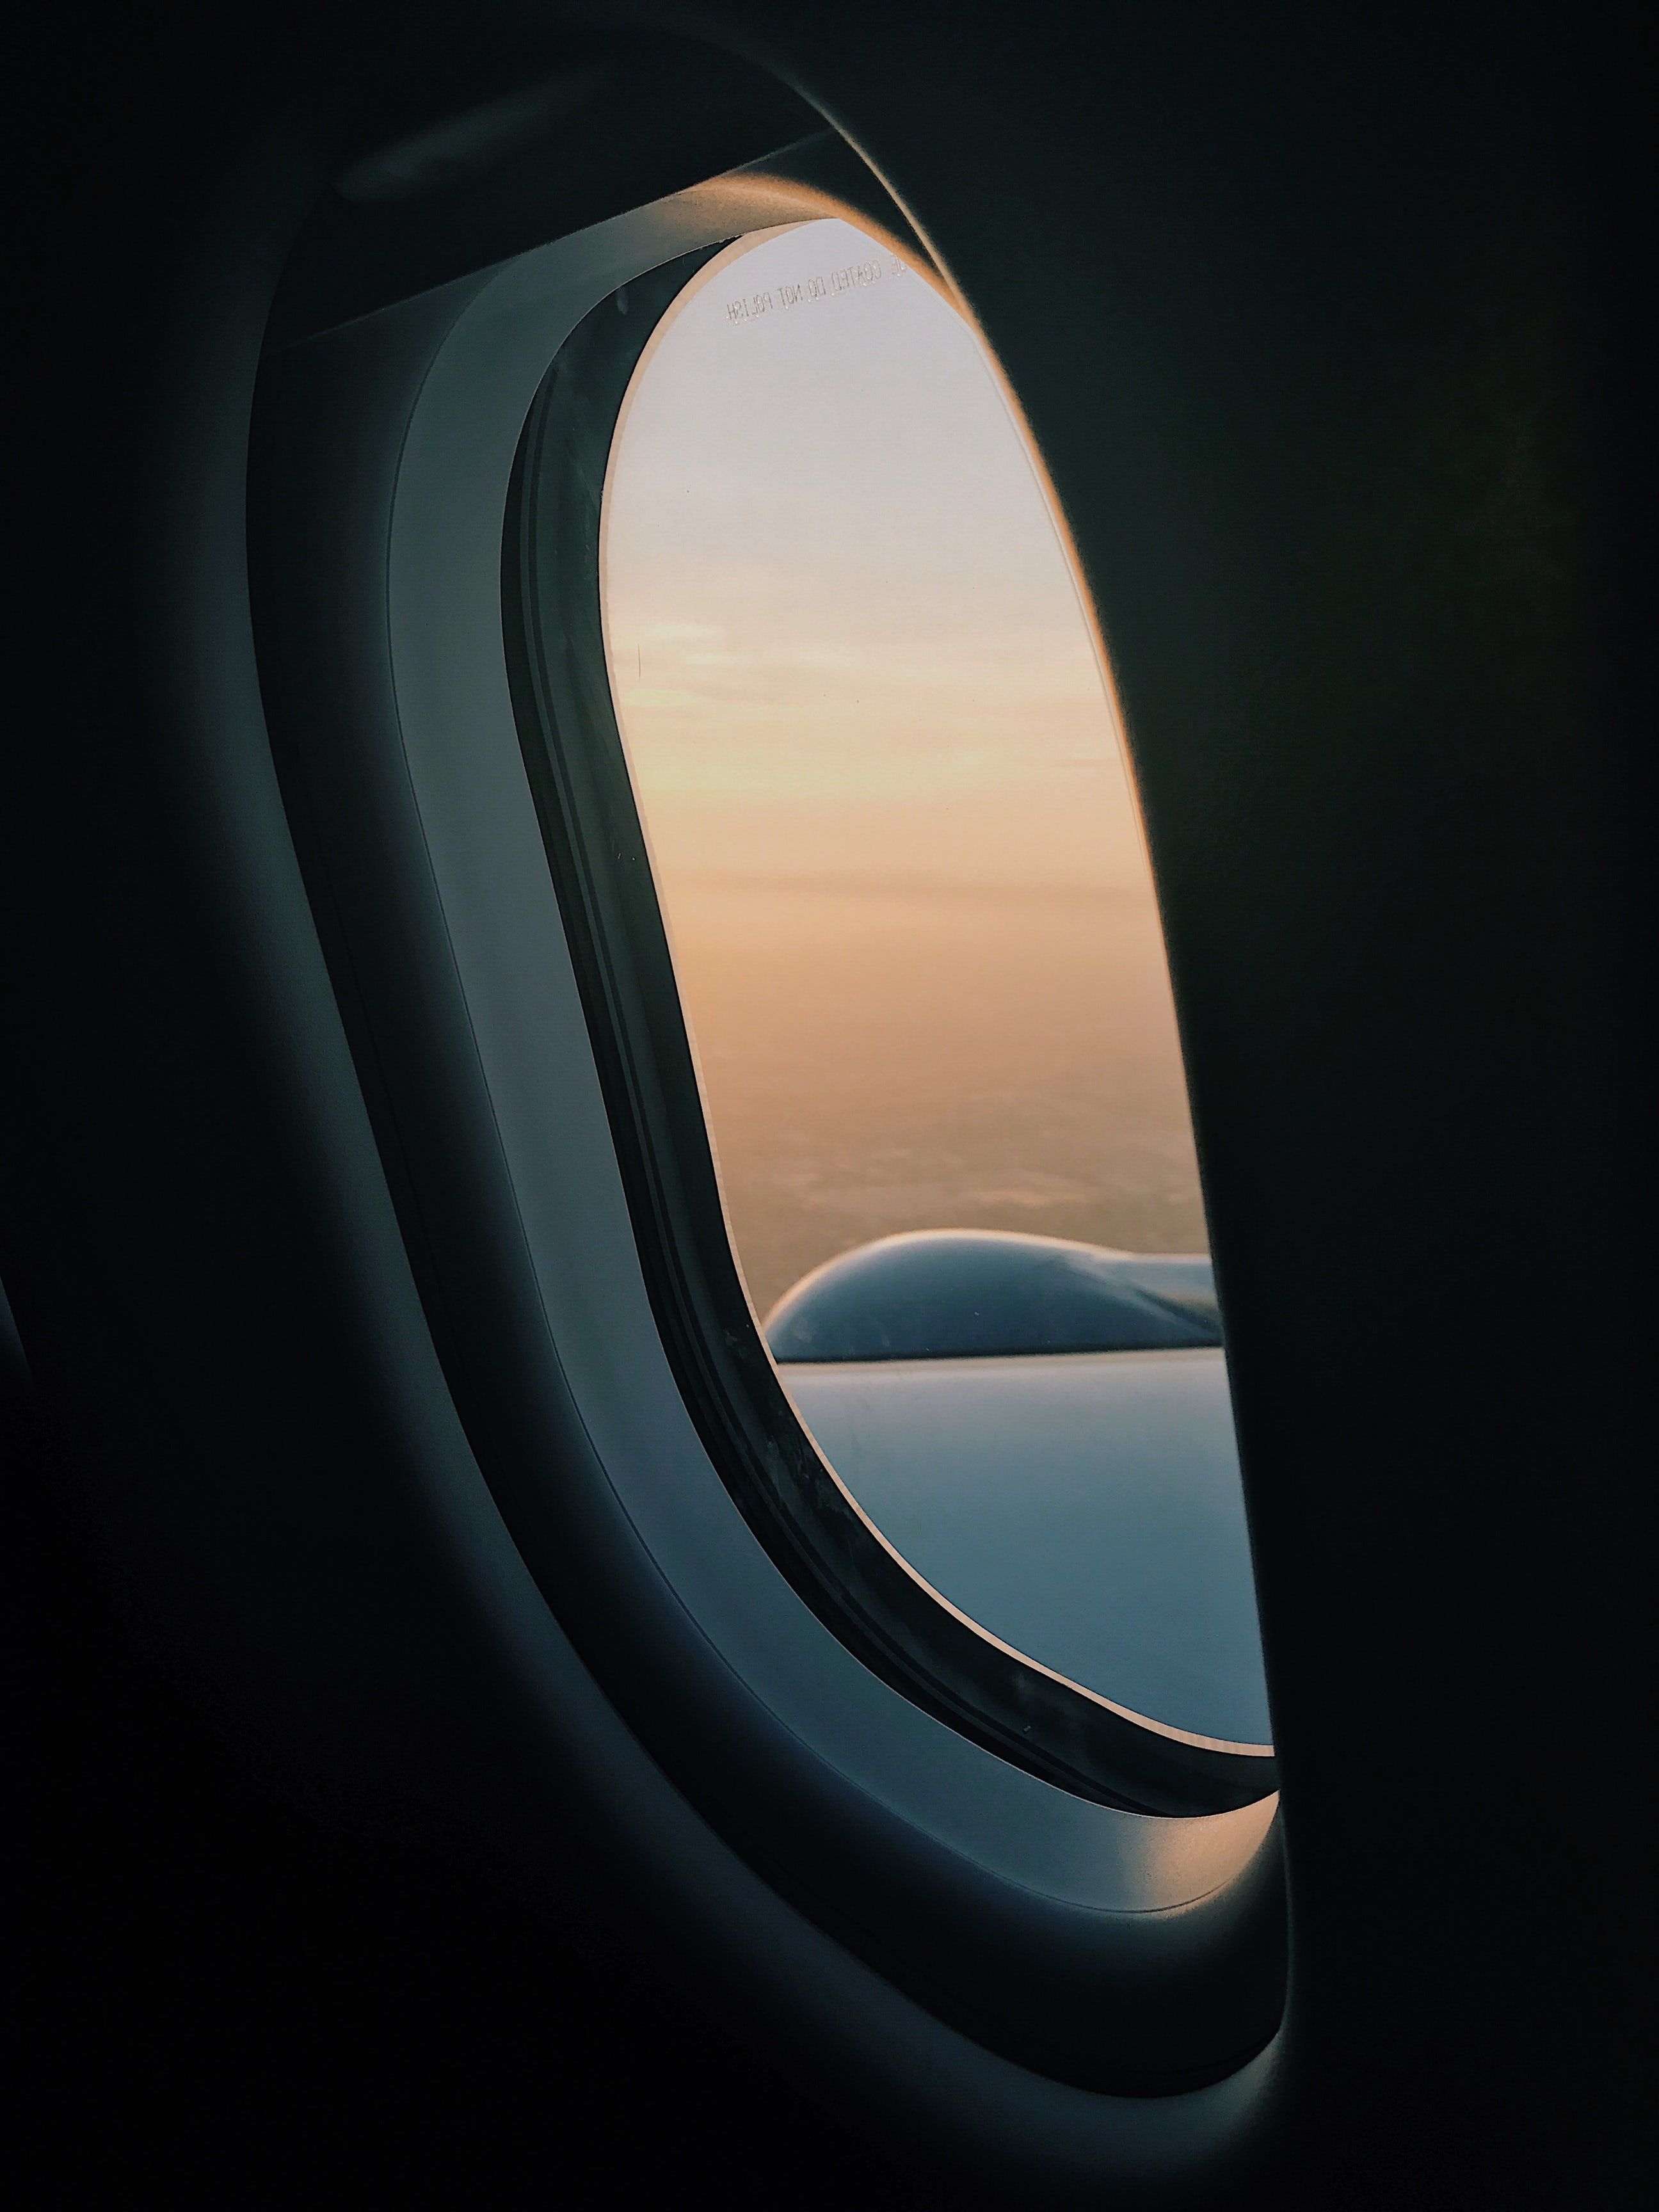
top-left (602, 221), bottom-right (1269, 1749)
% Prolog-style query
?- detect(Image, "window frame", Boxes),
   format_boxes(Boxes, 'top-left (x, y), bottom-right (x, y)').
top-left (251, 168), bottom-right (1286, 2097)
top-left (502, 236), bottom-right (1276, 1816)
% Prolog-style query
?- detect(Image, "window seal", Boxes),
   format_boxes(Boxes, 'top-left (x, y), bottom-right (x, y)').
top-left (501, 243), bottom-right (1276, 1818)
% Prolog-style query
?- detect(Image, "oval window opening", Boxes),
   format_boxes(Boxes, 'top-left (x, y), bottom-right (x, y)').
top-left (598, 220), bottom-right (1270, 1757)
top-left (506, 215), bottom-right (1272, 1807)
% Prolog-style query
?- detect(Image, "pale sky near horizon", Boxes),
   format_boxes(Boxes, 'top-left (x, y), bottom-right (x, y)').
top-left (600, 218), bottom-right (1206, 1307)
top-left (604, 219), bottom-right (1153, 895)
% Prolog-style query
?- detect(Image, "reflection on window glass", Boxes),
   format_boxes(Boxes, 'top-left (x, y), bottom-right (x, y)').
top-left (603, 220), bottom-right (1269, 1750)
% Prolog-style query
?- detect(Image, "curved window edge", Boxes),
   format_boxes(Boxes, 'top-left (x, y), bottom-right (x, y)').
top-left (501, 239), bottom-right (1276, 1820)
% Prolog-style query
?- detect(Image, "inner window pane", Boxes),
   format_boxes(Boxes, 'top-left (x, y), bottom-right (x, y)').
top-left (602, 219), bottom-right (1269, 1749)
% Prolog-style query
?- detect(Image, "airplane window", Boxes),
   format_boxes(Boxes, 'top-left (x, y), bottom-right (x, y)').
top-left (506, 221), bottom-right (1274, 1806)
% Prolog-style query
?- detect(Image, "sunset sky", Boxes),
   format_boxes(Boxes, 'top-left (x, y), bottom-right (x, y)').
top-left (601, 218), bottom-right (1206, 1314)
top-left (603, 220), bottom-right (1151, 895)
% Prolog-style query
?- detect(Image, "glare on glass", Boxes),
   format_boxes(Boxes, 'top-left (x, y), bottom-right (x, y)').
top-left (602, 219), bottom-right (1270, 1751)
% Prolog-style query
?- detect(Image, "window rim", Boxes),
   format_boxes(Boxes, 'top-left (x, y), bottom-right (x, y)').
top-left (503, 227), bottom-right (1277, 1815)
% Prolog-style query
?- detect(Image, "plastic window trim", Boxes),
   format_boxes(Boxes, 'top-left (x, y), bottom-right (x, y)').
top-left (250, 167), bottom-right (1285, 2096)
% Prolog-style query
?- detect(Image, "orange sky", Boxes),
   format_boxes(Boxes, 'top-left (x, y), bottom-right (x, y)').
top-left (603, 219), bottom-right (1152, 896)
top-left (600, 218), bottom-right (1206, 1306)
